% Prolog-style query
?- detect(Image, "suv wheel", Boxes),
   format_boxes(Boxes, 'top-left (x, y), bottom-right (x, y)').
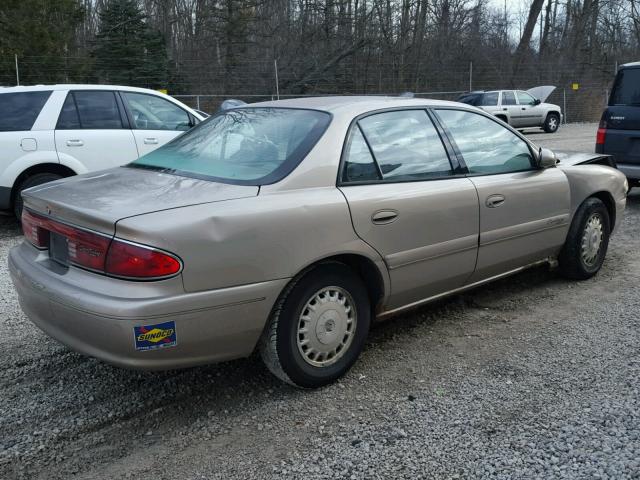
top-left (543, 113), bottom-right (560, 133)
top-left (559, 197), bottom-right (610, 280)
top-left (13, 173), bottom-right (63, 219)
top-left (259, 263), bottom-right (371, 388)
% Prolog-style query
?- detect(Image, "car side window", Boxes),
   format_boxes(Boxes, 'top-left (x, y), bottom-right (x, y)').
top-left (57, 93), bottom-right (81, 129)
top-left (479, 92), bottom-right (499, 106)
top-left (341, 126), bottom-right (381, 183)
top-left (502, 91), bottom-right (516, 105)
top-left (436, 109), bottom-right (534, 175)
top-left (57, 91), bottom-right (123, 129)
top-left (517, 91), bottom-right (536, 105)
top-left (0, 91), bottom-right (52, 132)
top-left (123, 92), bottom-right (192, 131)
top-left (357, 110), bottom-right (453, 181)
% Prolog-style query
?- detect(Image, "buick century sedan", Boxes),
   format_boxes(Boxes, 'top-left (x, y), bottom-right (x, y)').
top-left (9, 97), bottom-right (627, 388)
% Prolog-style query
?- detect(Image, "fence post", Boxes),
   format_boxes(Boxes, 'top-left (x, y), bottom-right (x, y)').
top-left (563, 88), bottom-right (567, 124)
top-left (469, 61), bottom-right (473, 91)
top-left (274, 59), bottom-right (280, 100)
top-left (15, 54), bottom-right (20, 86)
top-left (196, 95), bottom-right (200, 110)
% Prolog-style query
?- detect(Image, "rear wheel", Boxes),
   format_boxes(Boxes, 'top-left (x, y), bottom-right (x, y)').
top-left (13, 173), bottom-right (63, 219)
top-left (259, 263), bottom-right (371, 388)
top-left (543, 113), bottom-right (560, 133)
top-left (559, 197), bottom-right (610, 280)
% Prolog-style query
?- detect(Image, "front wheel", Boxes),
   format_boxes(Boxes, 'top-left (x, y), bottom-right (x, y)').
top-left (559, 197), bottom-right (610, 280)
top-left (543, 113), bottom-right (560, 133)
top-left (259, 263), bottom-right (371, 388)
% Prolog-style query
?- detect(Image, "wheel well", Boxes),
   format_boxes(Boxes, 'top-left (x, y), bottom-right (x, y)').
top-left (315, 254), bottom-right (386, 314)
top-left (590, 191), bottom-right (616, 230)
top-left (546, 111), bottom-right (560, 119)
top-left (11, 163), bottom-right (76, 203)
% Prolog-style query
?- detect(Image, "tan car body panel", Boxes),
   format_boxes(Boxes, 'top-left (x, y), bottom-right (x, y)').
top-left (10, 96), bottom-right (628, 370)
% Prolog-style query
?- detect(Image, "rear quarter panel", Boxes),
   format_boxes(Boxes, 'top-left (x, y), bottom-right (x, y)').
top-left (114, 187), bottom-right (390, 295)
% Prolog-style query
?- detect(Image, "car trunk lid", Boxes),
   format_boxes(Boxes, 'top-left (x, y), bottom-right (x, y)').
top-left (22, 166), bottom-right (259, 234)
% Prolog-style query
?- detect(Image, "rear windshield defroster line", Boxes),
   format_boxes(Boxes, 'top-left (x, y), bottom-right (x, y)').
top-left (128, 107), bottom-right (332, 186)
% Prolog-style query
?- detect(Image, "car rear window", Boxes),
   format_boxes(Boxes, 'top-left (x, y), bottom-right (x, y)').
top-left (610, 68), bottom-right (640, 106)
top-left (130, 108), bottom-right (331, 185)
top-left (0, 91), bottom-right (52, 131)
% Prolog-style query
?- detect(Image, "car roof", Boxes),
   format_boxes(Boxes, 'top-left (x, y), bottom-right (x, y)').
top-left (239, 95), bottom-right (469, 115)
top-left (0, 84), bottom-right (170, 95)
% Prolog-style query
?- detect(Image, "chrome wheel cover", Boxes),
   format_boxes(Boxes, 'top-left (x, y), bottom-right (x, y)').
top-left (581, 213), bottom-right (603, 266)
top-left (296, 286), bottom-right (356, 367)
top-left (548, 117), bottom-right (558, 130)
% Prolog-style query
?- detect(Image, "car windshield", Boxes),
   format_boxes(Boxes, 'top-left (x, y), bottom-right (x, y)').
top-left (130, 108), bottom-right (331, 185)
top-left (610, 68), bottom-right (640, 105)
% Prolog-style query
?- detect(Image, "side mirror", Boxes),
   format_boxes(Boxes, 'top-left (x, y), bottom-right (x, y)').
top-left (534, 98), bottom-right (541, 105)
top-left (538, 147), bottom-right (557, 168)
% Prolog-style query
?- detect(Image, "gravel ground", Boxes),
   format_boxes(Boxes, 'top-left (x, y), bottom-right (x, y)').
top-left (1, 123), bottom-right (639, 480)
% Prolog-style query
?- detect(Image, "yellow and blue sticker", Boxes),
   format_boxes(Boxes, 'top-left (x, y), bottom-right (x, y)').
top-left (134, 321), bottom-right (177, 351)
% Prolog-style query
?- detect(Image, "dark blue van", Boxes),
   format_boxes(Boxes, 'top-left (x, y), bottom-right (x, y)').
top-left (596, 62), bottom-right (640, 186)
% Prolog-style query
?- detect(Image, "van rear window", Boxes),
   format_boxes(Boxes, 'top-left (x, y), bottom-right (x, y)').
top-left (0, 91), bottom-right (52, 131)
top-left (610, 69), bottom-right (640, 106)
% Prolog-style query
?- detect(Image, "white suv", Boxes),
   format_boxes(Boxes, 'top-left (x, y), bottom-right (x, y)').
top-left (0, 85), bottom-right (205, 217)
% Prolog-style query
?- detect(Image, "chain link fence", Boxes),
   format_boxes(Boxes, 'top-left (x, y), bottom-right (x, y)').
top-left (173, 86), bottom-right (610, 124)
top-left (1, 55), bottom-right (617, 123)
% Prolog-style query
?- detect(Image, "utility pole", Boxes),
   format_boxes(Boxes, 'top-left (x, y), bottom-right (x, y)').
top-left (15, 54), bottom-right (20, 86)
top-left (274, 59), bottom-right (280, 100)
top-left (469, 61), bottom-right (473, 92)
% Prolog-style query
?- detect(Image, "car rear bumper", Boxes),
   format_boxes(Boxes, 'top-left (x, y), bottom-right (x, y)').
top-left (9, 242), bottom-right (287, 370)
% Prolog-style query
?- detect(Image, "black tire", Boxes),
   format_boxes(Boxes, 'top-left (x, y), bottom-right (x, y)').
top-left (559, 197), bottom-right (610, 280)
top-left (259, 263), bottom-right (371, 388)
top-left (13, 173), bottom-right (63, 219)
top-left (543, 112), bottom-right (560, 133)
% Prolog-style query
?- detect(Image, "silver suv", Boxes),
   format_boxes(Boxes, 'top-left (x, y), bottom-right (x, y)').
top-left (458, 86), bottom-right (562, 133)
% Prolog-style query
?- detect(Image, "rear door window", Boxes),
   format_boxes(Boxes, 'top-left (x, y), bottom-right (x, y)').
top-left (610, 68), bottom-right (640, 106)
top-left (479, 92), bottom-right (499, 106)
top-left (0, 91), bottom-right (52, 131)
top-left (57, 91), bottom-right (124, 129)
top-left (501, 91), bottom-right (517, 105)
top-left (356, 110), bottom-right (454, 181)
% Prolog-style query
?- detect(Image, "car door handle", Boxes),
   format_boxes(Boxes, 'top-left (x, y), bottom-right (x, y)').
top-left (486, 195), bottom-right (505, 208)
top-left (521, 107), bottom-right (526, 110)
top-left (144, 138), bottom-right (159, 145)
top-left (66, 139), bottom-right (83, 147)
top-left (371, 210), bottom-right (398, 224)
top-left (502, 108), bottom-right (508, 111)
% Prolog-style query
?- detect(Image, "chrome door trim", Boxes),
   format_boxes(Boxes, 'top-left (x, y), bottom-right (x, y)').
top-left (376, 258), bottom-right (551, 319)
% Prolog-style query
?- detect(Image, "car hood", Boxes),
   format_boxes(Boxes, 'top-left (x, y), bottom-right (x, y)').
top-left (22, 167), bottom-right (259, 234)
top-left (553, 150), bottom-right (616, 168)
top-left (527, 85), bottom-right (556, 103)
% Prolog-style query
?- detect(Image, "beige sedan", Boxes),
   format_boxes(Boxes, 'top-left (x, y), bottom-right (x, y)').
top-left (9, 97), bottom-right (627, 388)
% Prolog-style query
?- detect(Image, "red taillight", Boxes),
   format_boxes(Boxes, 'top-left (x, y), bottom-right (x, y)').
top-left (21, 209), bottom-right (181, 280)
top-left (596, 127), bottom-right (607, 145)
top-left (21, 210), bottom-right (49, 248)
top-left (105, 240), bottom-right (181, 279)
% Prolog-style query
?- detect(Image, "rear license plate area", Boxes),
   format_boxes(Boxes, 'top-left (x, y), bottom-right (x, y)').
top-left (49, 232), bottom-right (70, 267)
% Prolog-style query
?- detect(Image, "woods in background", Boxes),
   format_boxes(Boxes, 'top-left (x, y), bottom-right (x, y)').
top-left (0, 0), bottom-right (639, 105)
